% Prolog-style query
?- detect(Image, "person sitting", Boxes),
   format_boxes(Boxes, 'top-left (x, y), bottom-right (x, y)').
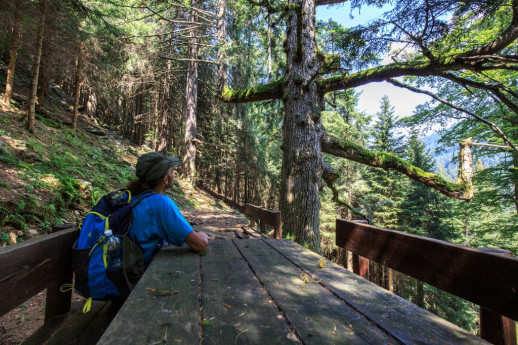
top-left (126, 152), bottom-right (208, 265)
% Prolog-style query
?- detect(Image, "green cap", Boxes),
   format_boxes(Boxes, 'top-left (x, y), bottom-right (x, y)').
top-left (136, 152), bottom-right (181, 181)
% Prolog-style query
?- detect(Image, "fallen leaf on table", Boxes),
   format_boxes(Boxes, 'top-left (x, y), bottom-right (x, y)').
top-left (224, 304), bottom-right (232, 308)
top-left (146, 287), bottom-right (180, 296)
top-left (318, 258), bottom-right (326, 268)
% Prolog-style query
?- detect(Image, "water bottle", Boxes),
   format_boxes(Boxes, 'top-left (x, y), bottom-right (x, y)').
top-left (104, 229), bottom-right (123, 271)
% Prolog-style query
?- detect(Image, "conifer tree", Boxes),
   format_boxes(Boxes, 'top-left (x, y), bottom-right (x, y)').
top-left (399, 132), bottom-right (452, 239)
top-left (361, 96), bottom-right (405, 228)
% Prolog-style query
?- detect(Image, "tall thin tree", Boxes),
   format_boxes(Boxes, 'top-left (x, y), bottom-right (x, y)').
top-left (2, 0), bottom-right (24, 107)
top-left (182, 2), bottom-right (200, 182)
top-left (27, 0), bottom-right (48, 133)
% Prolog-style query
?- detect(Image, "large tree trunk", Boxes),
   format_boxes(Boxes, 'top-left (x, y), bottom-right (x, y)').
top-left (27, 0), bottom-right (48, 133)
top-left (279, 0), bottom-right (323, 251)
top-left (2, 0), bottom-right (23, 107)
top-left (182, 5), bottom-right (199, 182)
top-left (71, 42), bottom-right (84, 132)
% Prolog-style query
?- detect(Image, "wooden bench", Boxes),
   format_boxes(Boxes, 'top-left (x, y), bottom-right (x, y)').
top-left (336, 219), bottom-right (518, 345)
top-left (243, 203), bottom-right (282, 239)
top-left (0, 227), bottom-right (120, 345)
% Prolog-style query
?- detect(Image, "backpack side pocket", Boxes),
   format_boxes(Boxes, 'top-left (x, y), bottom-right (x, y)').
top-left (72, 241), bottom-right (91, 298)
top-left (122, 235), bottom-right (145, 284)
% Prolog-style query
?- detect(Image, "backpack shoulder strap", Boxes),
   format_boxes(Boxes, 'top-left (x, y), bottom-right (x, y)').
top-left (131, 190), bottom-right (156, 208)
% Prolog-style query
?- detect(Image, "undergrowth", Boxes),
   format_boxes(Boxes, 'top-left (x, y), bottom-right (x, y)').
top-left (0, 106), bottom-right (154, 245)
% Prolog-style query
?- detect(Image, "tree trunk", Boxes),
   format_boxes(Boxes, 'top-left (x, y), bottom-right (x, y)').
top-left (279, 0), bottom-right (323, 252)
top-left (27, 0), bottom-right (48, 133)
top-left (217, 0), bottom-right (227, 91)
top-left (267, 17), bottom-right (272, 81)
top-left (416, 280), bottom-right (425, 308)
top-left (388, 268), bottom-right (394, 292)
top-left (86, 89), bottom-right (97, 117)
top-left (182, 4), bottom-right (199, 182)
top-left (37, 13), bottom-right (52, 113)
top-left (71, 42), bottom-right (84, 132)
top-left (156, 59), bottom-right (171, 153)
top-left (509, 118), bottom-right (518, 214)
top-left (2, 0), bottom-right (23, 107)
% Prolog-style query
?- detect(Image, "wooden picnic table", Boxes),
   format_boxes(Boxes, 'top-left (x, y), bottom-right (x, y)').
top-left (97, 238), bottom-right (489, 344)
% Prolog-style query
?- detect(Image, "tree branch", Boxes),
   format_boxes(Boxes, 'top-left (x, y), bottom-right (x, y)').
top-left (440, 72), bottom-right (518, 116)
top-left (191, 138), bottom-right (236, 157)
top-left (160, 57), bottom-right (218, 64)
top-left (322, 162), bottom-right (368, 220)
top-left (315, 0), bottom-right (347, 6)
top-left (320, 134), bottom-right (474, 200)
top-left (456, 0), bottom-right (518, 58)
top-left (221, 78), bottom-right (284, 103)
top-left (387, 78), bottom-right (518, 152)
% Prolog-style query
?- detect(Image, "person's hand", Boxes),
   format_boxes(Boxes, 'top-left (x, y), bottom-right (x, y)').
top-left (185, 230), bottom-right (208, 252)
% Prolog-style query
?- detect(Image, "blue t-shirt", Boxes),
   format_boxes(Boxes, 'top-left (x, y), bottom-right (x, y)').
top-left (129, 194), bottom-right (193, 263)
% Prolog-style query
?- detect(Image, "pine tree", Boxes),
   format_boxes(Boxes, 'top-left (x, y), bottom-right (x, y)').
top-left (400, 132), bottom-right (454, 239)
top-left (361, 96), bottom-right (405, 228)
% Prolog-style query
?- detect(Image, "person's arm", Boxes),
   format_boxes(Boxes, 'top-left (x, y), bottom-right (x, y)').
top-left (185, 231), bottom-right (208, 252)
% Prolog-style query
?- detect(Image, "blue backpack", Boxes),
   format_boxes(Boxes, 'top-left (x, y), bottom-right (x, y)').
top-left (71, 189), bottom-right (154, 311)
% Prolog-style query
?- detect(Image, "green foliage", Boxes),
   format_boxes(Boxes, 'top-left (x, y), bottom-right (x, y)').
top-left (2, 213), bottom-right (27, 230)
top-left (35, 115), bottom-right (61, 129)
top-left (0, 206), bottom-right (8, 221)
top-left (57, 177), bottom-right (81, 209)
top-left (0, 114), bottom-right (10, 126)
top-left (360, 96), bottom-right (406, 227)
top-left (0, 143), bottom-right (17, 165)
top-left (399, 133), bottom-right (456, 240)
top-left (0, 231), bottom-right (12, 245)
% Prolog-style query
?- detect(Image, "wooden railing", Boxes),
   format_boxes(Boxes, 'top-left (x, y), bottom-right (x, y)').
top-left (336, 219), bottom-right (518, 345)
top-left (0, 227), bottom-right (79, 322)
top-left (244, 203), bottom-right (282, 239)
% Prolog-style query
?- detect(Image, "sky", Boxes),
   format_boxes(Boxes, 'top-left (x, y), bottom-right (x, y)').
top-left (316, 3), bottom-right (432, 118)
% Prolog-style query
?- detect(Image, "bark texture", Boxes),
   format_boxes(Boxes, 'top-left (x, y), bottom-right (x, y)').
top-left (182, 4), bottom-right (199, 182)
top-left (217, 0), bottom-right (227, 91)
top-left (279, 0), bottom-right (323, 251)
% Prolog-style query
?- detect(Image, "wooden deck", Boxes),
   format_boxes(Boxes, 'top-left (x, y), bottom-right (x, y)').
top-left (98, 239), bottom-right (489, 344)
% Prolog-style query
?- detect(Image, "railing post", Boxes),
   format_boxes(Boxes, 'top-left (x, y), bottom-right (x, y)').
top-left (352, 254), bottom-right (369, 279)
top-left (479, 248), bottom-right (517, 345)
top-left (260, 220), bottom-right (266, 234)
top-left (350, 220), bottom-right (369, 279)
top-left (273, 212), bottom-right (282, 239)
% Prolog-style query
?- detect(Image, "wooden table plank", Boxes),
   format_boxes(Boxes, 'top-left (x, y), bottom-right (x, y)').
top-left (97, 245), bottom-right (200, 345)
top-left (234, 239), bottom-right (396, 345)
top-left (265, 239), bottom-right (489, 345)
top-left (200, 240), bottom-right (295, 344)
